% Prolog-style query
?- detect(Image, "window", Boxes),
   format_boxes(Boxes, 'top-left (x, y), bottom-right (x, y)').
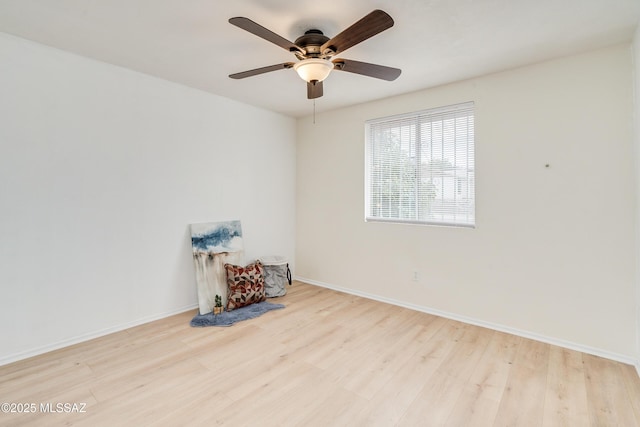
top-left (365, 102), bottom-right (475, 227)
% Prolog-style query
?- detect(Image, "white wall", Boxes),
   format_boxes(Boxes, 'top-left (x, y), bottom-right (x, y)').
top-left (296, 43), bottom-right (637, 361)
top-left (0, 33), bottom-right (296, 365)
top-left (634, 24), bottom-right (640, 372)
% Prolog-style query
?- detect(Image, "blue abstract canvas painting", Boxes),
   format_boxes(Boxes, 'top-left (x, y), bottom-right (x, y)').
top-left (190, 220), bottom-right (244, 314)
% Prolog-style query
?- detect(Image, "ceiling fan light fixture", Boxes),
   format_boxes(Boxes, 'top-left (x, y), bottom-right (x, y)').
top-left (293, 58), bottom-right (333, 83)
top-left (228, 11), bottom-right (400, 99)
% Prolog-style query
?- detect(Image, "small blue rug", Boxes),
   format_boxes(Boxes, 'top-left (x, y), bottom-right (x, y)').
top-left (190, 301), bottom-right (285, 327)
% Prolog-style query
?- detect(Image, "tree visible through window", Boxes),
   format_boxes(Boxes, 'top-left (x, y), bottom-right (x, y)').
top-left (365, 102), bottom-right (475, 227)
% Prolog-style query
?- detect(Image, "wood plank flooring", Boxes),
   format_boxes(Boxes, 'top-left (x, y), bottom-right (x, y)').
top-left (1, 281), bottom-right (639, 426)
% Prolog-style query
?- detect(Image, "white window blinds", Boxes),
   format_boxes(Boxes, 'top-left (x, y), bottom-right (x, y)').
top-left (365, 102), bottom-right (475, 227)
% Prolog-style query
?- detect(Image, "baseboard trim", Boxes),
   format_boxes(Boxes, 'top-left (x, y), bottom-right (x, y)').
top-left (296, 276), bottom-right (639, 369)
top-left (0, 303), bottom-right (198, 367)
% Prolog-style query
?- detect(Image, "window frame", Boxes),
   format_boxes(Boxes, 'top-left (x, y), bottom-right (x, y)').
top-left (364, 101), bottom-right (475, 228)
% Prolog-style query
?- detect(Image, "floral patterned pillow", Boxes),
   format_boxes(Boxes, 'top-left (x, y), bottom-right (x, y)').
top-left (224, 261), bottom-right (266, 311)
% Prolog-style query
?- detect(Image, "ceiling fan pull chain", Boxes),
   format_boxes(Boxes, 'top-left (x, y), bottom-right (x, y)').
top-left (313, 99), bottom-right (316, 124)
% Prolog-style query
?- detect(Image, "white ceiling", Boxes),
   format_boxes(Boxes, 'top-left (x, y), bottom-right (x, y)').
top-left (0, 0), bottom-right (638, 118)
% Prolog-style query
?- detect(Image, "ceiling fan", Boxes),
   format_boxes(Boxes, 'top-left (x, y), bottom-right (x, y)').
top-left (228, 10), bottom-right (401, 99)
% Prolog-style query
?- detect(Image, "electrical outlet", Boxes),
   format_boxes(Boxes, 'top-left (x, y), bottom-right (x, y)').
top-left (412, 271), bottom-right (419, 282)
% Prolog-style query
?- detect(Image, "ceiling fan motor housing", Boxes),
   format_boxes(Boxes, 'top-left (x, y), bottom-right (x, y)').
top-left (294, 29), bottom-right (332, 59)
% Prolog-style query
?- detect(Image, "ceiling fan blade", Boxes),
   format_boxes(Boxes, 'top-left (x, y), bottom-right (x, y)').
top-left (321, 10), bottom-right (394, 56)
top-left (229, 17), bottom-right (304, 54)
top-left (307, 80), bottom-right (323, 99)
top-left (332, 59), bottom-right (401, 81)
top-left (229, 62), bottom-right (294, 79)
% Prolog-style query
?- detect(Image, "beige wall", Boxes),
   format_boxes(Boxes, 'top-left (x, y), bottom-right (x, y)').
top-left (0, 33), bottom-right (296, 365)
top-left (296, 43), bottom-right (636, 360)
top-left (634, 24), bottom-right (640, 371)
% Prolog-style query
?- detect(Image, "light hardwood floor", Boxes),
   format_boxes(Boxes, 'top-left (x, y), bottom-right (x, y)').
top-left (1, 281), bottom-right (639, 426)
